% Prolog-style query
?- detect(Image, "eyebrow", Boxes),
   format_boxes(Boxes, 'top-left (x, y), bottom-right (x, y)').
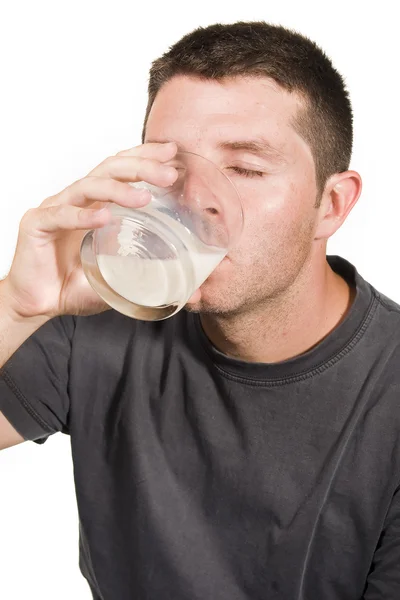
top-left (217, 139), bottom-right (287, 163)
top-left (146, 137), bottom-right (287, 164)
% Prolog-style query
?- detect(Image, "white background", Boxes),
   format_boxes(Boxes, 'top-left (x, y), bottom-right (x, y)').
top-left (0, 1), bottom-right (399, 598)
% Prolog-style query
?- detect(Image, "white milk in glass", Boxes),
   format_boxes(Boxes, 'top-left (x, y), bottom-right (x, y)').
top-left (96, 206), bottom-right (226, 312)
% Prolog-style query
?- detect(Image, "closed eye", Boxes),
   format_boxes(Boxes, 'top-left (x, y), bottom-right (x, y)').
top-left (227, 166), bottom-right (265, 178)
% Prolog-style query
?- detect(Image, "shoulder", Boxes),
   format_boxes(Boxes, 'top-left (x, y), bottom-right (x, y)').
top-left (367, 284), bottom-right (400, 337)
top-left (374, 288), bottom-right (400, 315)
top-left (330, 255), bottom-right (400, 333)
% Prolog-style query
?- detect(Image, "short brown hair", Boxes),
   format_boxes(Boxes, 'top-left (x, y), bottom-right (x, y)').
top-left (142, 21), bottom-right (353, 200)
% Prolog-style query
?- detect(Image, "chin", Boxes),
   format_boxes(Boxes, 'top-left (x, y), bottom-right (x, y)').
top-left (184, 284), bottom-right (236, 315)
top-left (184, 259), bottom-right (240, 314)
top-left (184, 290), bottom-right (219, 314)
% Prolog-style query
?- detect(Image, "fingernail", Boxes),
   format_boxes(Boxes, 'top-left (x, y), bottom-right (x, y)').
top-left (165, 167), bottom-right (178, 182)
top-left (135, 189), bottom-right (152, 203)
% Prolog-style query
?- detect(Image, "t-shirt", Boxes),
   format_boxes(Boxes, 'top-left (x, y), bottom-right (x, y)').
top-left (1, 255), bottom-right (400, 600)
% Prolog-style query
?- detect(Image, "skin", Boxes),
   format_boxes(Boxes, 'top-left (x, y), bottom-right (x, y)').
top-left (145, 75), bottom-right (362, 362)
top-left (0, 142), bottom-right (180, 447)
top-left (0, 73), bottom-right (362, 448)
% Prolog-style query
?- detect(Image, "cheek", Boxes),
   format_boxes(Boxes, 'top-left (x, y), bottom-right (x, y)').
top-left (234, 177), bottom-right (315, 255)
top-left (240, 178), bottom-right (305, 231)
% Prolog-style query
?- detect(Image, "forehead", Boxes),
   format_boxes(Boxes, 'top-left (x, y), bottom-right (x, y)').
top-left (145, 75), bottom-right (305, 151)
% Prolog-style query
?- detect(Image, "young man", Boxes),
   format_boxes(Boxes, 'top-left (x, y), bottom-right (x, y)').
top-left (0, 21), bottom-right (398, 600)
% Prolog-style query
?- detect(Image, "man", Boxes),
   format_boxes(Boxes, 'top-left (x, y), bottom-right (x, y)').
top-left (0, 20), bottom-right (398, 599)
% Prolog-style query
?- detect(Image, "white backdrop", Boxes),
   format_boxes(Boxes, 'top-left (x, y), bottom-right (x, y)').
top-left (0, 1), bottom-right (399, 598)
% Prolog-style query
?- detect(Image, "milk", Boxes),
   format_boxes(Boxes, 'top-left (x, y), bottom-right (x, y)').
top-left (96, 208), bottom-right (226, 307)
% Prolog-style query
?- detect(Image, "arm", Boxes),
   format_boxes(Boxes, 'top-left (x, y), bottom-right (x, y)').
top-left (0, 280), bottom-right (50, 369)
top-left (363, 485), bottom-right (400, 598)
top-left (0, 142), bottom-right (177, 451)
top-left (0, 280), bottom-right (50, 449)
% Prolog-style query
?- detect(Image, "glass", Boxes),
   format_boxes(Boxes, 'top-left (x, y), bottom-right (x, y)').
top-left (80, 151), bottom-right (243, 321)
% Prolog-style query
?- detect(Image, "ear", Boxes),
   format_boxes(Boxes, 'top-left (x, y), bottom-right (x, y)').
top-left (314, 171), bottom-right (362, 241)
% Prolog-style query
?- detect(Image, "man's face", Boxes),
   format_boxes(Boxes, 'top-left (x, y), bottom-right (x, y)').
top-left (145, 75), bottom-right (320, 315)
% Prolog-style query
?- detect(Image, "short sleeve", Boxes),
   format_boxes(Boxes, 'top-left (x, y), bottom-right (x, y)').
top-left (363, 484), bottom-right (400, 598)
top-left (0, 316), bottom-right (75, 443)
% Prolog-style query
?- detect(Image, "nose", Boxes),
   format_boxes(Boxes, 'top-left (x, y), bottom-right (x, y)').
top-left (177, 173), bottom-right (227, 247)
top-left (181, 171), bottom-right (220, 215)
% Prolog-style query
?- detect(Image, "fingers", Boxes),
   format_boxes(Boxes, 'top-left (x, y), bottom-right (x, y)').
top-left (87, 155), bottom-right (178, 187)
top-left (20, 204), bottom-right (113, 237)
top-left (41, 141), bottom-right (179, 211)
top-left (115, 141), bottom-right (178, 159)
top-left (55, 176), bottom-right (152, 208)
top-left (86, 141), bottom-right (179, 186)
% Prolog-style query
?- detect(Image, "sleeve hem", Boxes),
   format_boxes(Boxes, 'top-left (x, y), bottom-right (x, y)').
top-left (0, 371), bottom-right (53, 441)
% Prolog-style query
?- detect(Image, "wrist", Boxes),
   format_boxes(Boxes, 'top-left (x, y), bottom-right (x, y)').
top-left (0, 279), bottom-right (50, 328)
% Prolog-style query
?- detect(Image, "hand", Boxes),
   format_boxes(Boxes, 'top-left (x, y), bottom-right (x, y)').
top-left (3, 142), bottom-right (178, 319)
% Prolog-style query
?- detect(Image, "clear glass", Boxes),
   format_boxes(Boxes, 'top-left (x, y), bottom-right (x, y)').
top-left (80, 151), bottom-right (243, 321)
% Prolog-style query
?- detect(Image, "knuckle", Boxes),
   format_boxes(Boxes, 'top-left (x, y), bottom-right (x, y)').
top-left (20, 208), bottom-right (37, 230)
top-left (52, 204), bottom-right (69, 219)
top-left (79, 175), bottom-right (95, 189)
top-left (112, 155), bottom-right (142, 178)
top-left (107, 178), bottom-right (123, 191)
top-left (57, 178), bottom-right (82, 202)
top-left (60, 178), bottom-right (80, 193)
top-left (69, 176), bottom-right (97, 198)
top-left (40, 194), bottom-right (57, 208)
top-left (103, 154), bottom-right (121, 167)
top-left (140, 157), bottom-right (155, 168)
top-left (85, 174), bottom-right (115, 192)
top-left (97, 155), bottom-right (123, 174)
top-left (116, 147), bottom-right (137, 157)
top-left (43, 204), bottom-right (67, 224)
top-left (87, 155), bottom-right (114, 176)
top-left (71, 176), bottom-right (88, 190)
top-left (76, 207), bottom-right (87, 222)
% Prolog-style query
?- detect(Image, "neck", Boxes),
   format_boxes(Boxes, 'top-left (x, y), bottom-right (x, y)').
top-left (200, 257), bottom-right (356, 364)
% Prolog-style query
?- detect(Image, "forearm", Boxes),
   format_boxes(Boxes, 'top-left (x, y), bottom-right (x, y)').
top-left (0, 280), bottom-right (50, 369)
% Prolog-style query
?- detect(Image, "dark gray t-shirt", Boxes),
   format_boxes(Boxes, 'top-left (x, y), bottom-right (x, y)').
top-left (1, 255), bottom-right (400, 600)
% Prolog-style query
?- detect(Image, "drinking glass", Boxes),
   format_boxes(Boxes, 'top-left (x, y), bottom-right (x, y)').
top-left (80, 151), bottom-right (243, 321)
